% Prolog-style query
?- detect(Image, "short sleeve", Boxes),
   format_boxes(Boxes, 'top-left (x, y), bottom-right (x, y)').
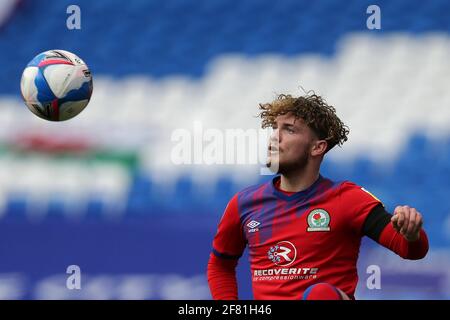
top-left (211, 193), bottom-right (247, 259)
top-left (339, 181), bottom-right (383, 235)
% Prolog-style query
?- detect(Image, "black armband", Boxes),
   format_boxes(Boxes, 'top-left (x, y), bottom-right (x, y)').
top-left (362, 203), bottom-right (392, 242)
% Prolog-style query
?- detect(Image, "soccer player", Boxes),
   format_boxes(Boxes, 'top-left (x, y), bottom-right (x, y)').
top-left (207, 92), bottom-right (429, 300)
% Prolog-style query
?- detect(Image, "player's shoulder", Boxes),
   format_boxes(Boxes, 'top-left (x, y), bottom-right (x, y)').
top-left (338, 180), bottom-right (362, 190)
top-left (335, 179), bottom-right (365, 195)
top-left (337, 180), bottom-right (382, 202)
top-left (236, 179), bottom-right (271, 197)
top-left (230, 178), bottom-right (272, 208)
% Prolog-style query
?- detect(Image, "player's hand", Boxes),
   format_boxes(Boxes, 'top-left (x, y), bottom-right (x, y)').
top-left (391, 206), bottom-right (423, 242)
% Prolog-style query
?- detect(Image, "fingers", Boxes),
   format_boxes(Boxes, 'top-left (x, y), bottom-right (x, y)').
top-left (392, 205), bottom-right (424, 241)
top-left (392, 206), bottom-right (405, 231)
top-left (412, 211), bottom-right (423, 234)
top-left (404, 208), bottom-right (416, 235)
top-left (391, 214), bottom-right (398, 231)
top-left (391, 210), bottom-right (398, 230)
top-left (399, 208), bottom-right (408, 234)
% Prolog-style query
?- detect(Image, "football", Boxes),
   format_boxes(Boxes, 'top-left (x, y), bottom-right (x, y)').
top-left (20, 49), bottom-right (93, 121)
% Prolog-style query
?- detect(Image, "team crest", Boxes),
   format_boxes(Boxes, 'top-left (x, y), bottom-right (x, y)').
top-left (307, 209), bottom-right (331, 232)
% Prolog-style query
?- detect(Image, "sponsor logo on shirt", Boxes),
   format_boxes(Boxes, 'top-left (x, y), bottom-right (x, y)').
top-left (307, 208), bottom-right (331, 232)
top-left (252, 240), bottom-right (319, 282)
top-left (253, 267), bottom-right (319, 281)
top-left (267, 241), bottom-right (297, 267)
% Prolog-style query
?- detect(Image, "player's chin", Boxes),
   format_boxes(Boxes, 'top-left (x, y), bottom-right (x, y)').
top-left (265, 160), bottom-right (280, 173)
top-left (266, 159), bottom-right (292, 175)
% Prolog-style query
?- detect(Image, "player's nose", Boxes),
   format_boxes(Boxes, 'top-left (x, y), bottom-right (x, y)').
top-left (270, 129), bottom-right (280, 145)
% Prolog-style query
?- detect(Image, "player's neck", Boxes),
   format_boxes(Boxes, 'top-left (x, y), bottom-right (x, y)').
top-left (279, 169), bottom-right (320, 193)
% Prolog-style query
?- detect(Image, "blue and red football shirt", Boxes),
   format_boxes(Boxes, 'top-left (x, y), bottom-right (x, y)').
top-left (211, 174), bottom-right (383, 299)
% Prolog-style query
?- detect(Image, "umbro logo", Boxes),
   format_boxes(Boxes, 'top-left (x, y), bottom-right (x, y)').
top-left (247, 220), bottom-right (260, 228)
top-left (247, 220), bottom-right (260, 233)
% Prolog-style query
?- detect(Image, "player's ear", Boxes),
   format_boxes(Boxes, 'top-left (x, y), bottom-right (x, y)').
top-left (311, 140), bottom-right (327, 157)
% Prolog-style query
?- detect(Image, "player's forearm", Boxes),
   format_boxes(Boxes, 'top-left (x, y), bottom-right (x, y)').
top-left (363, 204), bottom-right (429, 259)
top-left (207, 253), bottom-right (239, 300)
top-left (378, 224), bottom-right (429, 260)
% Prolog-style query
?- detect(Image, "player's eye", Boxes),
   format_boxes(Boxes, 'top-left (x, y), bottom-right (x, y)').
top-left (285, 127), bottom-right (295, 133)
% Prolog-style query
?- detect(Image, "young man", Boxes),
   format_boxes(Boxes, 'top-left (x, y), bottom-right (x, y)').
top-left (207, 92), bottom-right (429, 300)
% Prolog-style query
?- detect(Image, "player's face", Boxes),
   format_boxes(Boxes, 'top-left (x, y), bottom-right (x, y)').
top-left (267, 113), bottom-right (317, 174)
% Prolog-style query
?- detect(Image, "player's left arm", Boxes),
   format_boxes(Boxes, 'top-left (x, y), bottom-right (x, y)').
top-left (339, 182), bottom-right (428, 260)
top-left (363, 204), bottom-right (429, 260)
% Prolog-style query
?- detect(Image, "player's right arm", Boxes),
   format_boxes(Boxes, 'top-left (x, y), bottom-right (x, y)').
top-left (207, 193), bottom-right (246, 300)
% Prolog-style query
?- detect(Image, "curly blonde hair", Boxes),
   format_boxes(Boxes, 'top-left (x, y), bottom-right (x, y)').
top-left (259, 92), bottom-right (349, 153)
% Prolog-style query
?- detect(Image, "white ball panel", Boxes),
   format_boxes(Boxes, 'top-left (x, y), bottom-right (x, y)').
top-left (44, 64), bottom-right (75, 98)
top-left (43, 64), bottom-right (75, 98)
top-left (44, 64), bottom-right (92, 99)
top-left (20, 66), bottom-right (39, 101)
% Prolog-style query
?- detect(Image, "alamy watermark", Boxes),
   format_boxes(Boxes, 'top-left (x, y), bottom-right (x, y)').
top-left (367, 5), bottom-right (381, 30)
top-left (67, 5), bottom-right (81, 30)
top-left (366, 264), bottom-right (381, 290)
top-left (171, 121), bottom-right (279, 175)
top-left (66, 265), bottom-right (81, 290)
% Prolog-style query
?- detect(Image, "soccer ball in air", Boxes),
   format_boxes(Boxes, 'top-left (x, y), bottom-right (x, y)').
top-left (20, 49), bottom-right (93, 121)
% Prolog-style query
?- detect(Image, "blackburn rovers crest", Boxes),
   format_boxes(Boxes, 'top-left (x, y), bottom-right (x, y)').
top-left (307, 209), bottom-right (330, 232)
